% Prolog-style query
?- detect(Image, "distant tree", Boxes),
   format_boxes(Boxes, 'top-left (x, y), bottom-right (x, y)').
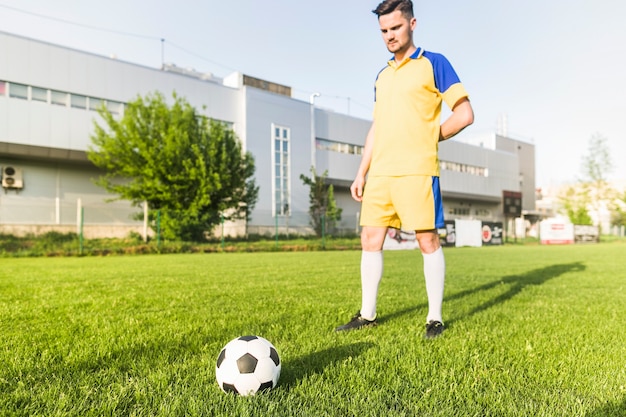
top-left (88, 91), bottom-right (258, 241)
top-left (559, 133), bottom-right (616, 228)
top-left (581, 134), bottom-right (618, 231)
top-left (580, 133), bottom-right (612, 184)
top-left (611, 191), bottom-right (626, 228)
top-left (300, 167), bottom-right (342, 237)
top-left (559, 185), bottom-right (593, 225)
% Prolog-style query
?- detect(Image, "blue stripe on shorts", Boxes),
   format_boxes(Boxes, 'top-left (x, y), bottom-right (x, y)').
top-left (432, 176), bottom-right (445, 228)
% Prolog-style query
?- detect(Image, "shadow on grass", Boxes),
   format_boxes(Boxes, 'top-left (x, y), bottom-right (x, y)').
top-left (380, 262), bottom-right (586, 328)
top-left (584, 397), bottom-right (626, 417)
top-left (446, 261), bottom-right (586, 327)
top-left (280, 342), bottom-right (374, 390)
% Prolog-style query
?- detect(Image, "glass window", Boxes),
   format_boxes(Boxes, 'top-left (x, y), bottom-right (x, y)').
top-left (31, 87), bottom-right (48, 102)
top-left (272, 124), bottom-right (290, 217)
top-left (51, 90), bottom-right (68, 106)
top-left (106, 100), bottom-right (122, 115)
top-left (0, 81), bottom-right (6, 96)
top-left (89, 97), bottom-right (102, 111)
top-left (440, 160), bottom-right (488, 177)
top-left (9, 83), bottom-right (28, 99)
top-left (315, 137), bottom-right (364, 155)
top-left (71, 94), bottom-right (87, 109)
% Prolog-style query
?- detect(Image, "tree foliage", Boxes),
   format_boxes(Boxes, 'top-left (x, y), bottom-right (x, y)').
top-left (88, 91), bottom-right (258, 241)
top-left (558, 185), bottom-right (593, 225)
top-left (580, 133), bottom-right (612, 184)
top-left (299, 167), bottom-right (342, 237)
top-left (559, 133), bottom-right (617, 228)
top-left (611, 191), bottom-right (626, 228)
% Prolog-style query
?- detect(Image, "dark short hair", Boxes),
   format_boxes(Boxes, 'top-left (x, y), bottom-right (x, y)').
top-left (372, 0), bottom-right (414, 19)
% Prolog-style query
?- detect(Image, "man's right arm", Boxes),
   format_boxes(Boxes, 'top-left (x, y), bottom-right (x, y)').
top-left (439, 98), bottom-right (474, 142)
top-left (351, 122), bottom-right (375, 202)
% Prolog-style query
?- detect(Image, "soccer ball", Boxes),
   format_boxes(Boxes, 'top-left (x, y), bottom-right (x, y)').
top-left (215, 335), bottom-right (281, 396)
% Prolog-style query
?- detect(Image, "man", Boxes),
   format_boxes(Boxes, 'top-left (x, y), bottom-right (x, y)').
top-left (336, 0), bottom-right (474, 339)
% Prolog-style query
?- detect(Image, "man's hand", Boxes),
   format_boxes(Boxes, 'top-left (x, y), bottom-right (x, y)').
top-left (350, 175), bottom-right (366, 202)
top-left (351, 122), bottom-right (374, 202)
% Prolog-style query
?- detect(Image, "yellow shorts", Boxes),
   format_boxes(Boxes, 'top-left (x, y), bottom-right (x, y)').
top-left (360, 176), bottom-right (444, 231)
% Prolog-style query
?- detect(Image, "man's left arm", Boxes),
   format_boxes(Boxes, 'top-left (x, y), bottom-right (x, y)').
top-left (439, 98), bottom-right (474, 142)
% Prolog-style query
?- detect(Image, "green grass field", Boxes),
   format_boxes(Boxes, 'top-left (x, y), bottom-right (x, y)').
top-left (1, 243), bottom-right (625, 416)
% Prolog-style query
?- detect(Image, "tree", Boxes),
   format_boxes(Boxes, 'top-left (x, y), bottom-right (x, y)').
top-left (559, 185), bottom-right (593, 225)
top-left (611, 191), bottom-right (626, 228)
top-left (580, 133), bottom-right (612, 184)
top-left (559, 133), bottom-right (616, 229)
top-left (300, 167), bottom-right (342, 237)
top-left (88, 91), bottom-right (258, 241)
top-left (580, 133), bottom-right (618, 231)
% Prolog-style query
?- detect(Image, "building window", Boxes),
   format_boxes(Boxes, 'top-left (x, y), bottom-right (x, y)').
top-left (272, 124), bottom-right (290, 216)
top-left (449, 207), bottom-right (470, 216)
top-left (440, 160), bottom-right (488, 177)
top-left (89, 97), bottom-right (103, 111)
top-left (71, 94), bottom-right (87, 109)
top-left (106, 100), bottom-right (123, 115)
top-left (51, 90), bottom-right (68, 106)
top-left (9, 83), bottom-right (28, 99)
top-left (316, 138), bottom-right (363, 155)
top-left (1, 81), bottom-right (128, 114)
top-left (31, 87), bottom-right (48, 102)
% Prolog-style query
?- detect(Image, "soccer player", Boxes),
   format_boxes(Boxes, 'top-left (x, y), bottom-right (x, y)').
top-left (336, 0), bottom-right (474, 338)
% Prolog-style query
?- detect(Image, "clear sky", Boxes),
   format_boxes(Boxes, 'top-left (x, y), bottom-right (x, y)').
top-left (1, 0), bottom-right (625, 188)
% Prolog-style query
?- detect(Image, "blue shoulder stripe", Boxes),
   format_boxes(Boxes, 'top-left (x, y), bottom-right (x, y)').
top-left (373, 65), bottom-right (387, 102)
top-left (422, 51), bottom-right (461, 94)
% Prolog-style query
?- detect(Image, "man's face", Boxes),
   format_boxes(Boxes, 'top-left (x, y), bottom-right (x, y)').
top-left (378, 10), bottom-right (416, 55)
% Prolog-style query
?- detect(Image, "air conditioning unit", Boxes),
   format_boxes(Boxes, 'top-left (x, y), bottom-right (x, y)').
top-left (2, 166), bottom-right (24, 189)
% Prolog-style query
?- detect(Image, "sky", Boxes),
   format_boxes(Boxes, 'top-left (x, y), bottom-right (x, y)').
top-left (1, 0), bottom-right (625, 188)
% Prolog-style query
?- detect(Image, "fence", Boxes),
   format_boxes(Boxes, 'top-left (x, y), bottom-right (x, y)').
top-left (240, 209), bottom-right (360, 239)
top-left (0, 196), bottom-right (362, 240)
top-left (0, 196), bottom-right (145, 238)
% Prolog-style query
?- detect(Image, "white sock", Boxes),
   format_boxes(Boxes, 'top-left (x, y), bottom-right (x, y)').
top-left (360, 250), bottom-right (383, 321)
top-left (423, 247), bottom-right (445, 323)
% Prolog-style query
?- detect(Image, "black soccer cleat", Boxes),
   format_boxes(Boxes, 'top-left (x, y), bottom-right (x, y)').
top-left (424, 320), bottom-right (444, 339)
top-left (335, 312), bottom-right (377, 332)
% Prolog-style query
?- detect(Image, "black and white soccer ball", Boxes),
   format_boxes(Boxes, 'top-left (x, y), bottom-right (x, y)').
top-left (215, 335), bottom-right (281, 396)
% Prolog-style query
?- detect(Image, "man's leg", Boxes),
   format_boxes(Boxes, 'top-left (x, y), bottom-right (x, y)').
top-left (336, 226), bottom-right (387, 331)
top-left (359, 226), bottom-right (388, 320)
top-left (416, 230), bottom-right (445, 338)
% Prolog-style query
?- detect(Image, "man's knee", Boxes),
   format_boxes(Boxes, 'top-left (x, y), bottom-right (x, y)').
top-left (416, 230), bottom-right (440, 254)
top-left (361, 226), bottom-right (387, 251)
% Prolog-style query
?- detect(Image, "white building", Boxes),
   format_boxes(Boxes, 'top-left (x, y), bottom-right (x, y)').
top-left (0, 32), bottom-right (535, 238)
